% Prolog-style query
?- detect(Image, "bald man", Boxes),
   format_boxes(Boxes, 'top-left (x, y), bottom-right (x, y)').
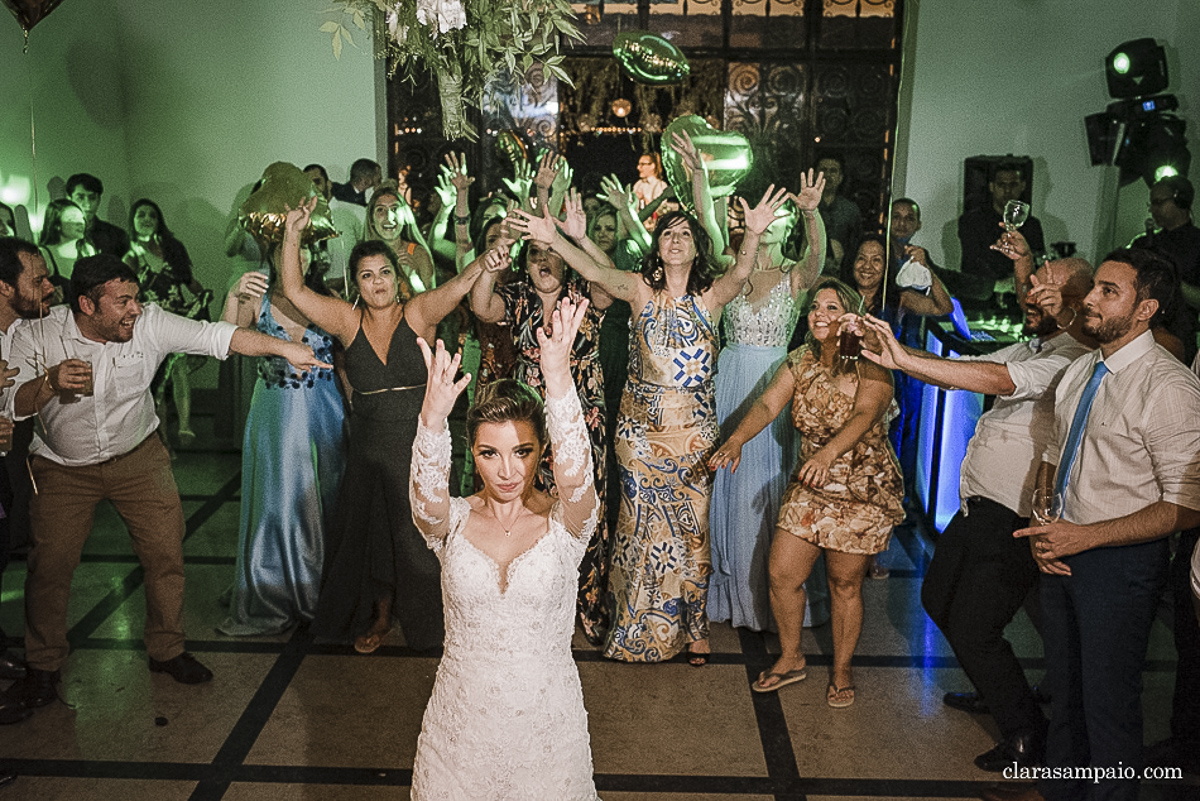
top-left (860, 239), bottom-right (1094, 774)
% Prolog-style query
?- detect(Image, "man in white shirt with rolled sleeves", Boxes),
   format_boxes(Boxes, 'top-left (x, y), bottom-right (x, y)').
top-left (1008, 248), bottom-right (1200, 801)
top-left (3, 254), bottom-right (330, 710)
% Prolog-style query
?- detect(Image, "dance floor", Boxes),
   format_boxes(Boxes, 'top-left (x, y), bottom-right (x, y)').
top-left (0, 408), bottom-right (1192, 800)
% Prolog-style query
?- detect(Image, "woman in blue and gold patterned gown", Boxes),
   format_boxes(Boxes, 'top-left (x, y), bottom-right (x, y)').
top-left (511, 186), bottom-right (789, 663)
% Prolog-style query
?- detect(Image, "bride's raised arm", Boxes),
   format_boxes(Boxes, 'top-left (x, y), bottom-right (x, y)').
top-left (537, 298), bottom-right (599, 541)
top-left (410, 339), bottom-right (472, 543)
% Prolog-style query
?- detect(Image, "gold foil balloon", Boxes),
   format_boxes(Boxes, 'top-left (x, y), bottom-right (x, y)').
top-left (661, 115), bottom-right (754, 211)
top-left (239, 162), bottom-right (337, 247)
top-left (613, 32), bottom-right (689, 86)
top-left (494, 130), bottom-right (527, 165)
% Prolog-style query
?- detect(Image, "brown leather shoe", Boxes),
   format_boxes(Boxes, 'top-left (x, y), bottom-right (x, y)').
top-left (980, 784), bottom-right (1044, 801)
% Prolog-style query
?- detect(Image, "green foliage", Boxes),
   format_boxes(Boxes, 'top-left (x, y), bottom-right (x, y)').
top-left (322, 0), bottom-right (582, 137)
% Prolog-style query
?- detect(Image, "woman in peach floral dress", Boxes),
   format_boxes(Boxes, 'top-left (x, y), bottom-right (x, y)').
top-left (710, 278), bottom-right (903, 708)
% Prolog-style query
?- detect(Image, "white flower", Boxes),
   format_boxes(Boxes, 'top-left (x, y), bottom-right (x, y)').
top-left (416, 0), bottom-right (467, 34)
top-left (386, 7), bottom-right (407, 45)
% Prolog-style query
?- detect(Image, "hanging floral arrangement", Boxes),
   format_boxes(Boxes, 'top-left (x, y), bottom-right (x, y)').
top-left (323, 0), bottom-right (582, 140)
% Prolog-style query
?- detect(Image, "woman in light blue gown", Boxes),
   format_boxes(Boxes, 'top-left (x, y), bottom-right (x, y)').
top-left (709, 171), bottom-right (831, 631)
top-left (217, 260), bottom-right (347, 635)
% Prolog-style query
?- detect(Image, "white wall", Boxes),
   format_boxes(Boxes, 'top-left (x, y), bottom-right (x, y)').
top-left (1, 0), bottom-right (380, 386)
top-left (895, 0), bottom-right (1195, 269)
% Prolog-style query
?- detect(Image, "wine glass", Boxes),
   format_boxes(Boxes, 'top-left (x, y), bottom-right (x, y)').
top-left (1003, 200), bottom-right (1030, 232)
top-left (1030, 488), bottom-right (1063, 525)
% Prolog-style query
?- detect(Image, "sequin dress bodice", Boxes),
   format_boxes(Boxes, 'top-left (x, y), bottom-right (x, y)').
top-left (721, 276), bottom-right (800, 348)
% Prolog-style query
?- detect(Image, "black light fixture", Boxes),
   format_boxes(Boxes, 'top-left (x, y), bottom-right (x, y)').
top-left (1086, 39), bottom-right (1189, 187)
top-left (1105, 39), bottom-right (1169, 99)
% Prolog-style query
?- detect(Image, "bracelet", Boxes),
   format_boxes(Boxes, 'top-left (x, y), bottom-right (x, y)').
top-left (42, 372), bottom-right (56, 394)
top-left (1056, 307), bottom-right (1077, 331)
top-left (454, 214), bottom-right (470, 226)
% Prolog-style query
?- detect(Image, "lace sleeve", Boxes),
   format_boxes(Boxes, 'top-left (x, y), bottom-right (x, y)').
top-left (544, 389), bottom-right (598, 542)
top-left (409, 417), bottom-right (452, 545)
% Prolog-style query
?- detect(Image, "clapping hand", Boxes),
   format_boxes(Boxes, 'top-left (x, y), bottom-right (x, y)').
top-left (417, 337), bottom-right (472, 427)
top-left (740, 184), bottom-right (791, 236)
top-left (790, 169), bottom-right (824, 213)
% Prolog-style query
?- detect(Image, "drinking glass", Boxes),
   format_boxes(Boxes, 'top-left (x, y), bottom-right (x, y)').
top-left (1030, 488), bottom-right (1063, 525)
top-left (1003, 200), bottom-right (1030, 232)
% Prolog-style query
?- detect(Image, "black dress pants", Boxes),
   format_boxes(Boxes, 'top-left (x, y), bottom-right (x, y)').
top-left (921, 496), bottom-right (1046, 739)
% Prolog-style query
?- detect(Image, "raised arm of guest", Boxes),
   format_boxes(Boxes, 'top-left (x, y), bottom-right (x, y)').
top-left (502, 158), bottom-right (536, 213)
top-left (508, 204), bottom-right (638, 302)
top-left (600, 174), bottom-right (651, 255)
top-left (788, 169), bottom-right (828, 296)
top-left (222, 270), bottom-right (270, 327)
top-left (671, 130), bottom-right (728, 261)
top-left (534, 151), bottom-right (572, 218)
top-left (706, 186), bottom-right (791, 309)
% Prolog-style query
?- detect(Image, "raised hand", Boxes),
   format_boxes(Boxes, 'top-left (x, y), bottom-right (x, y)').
top-left (508, 208), bottom-right (557, 246)
top-left (445, 152), bottom-right (474, 192)
top-left (1027, 273), bottom-right (1065, 318)
top-left (234, 271), bottom-right (270, 301)
top-left (740, 184), bottom-right (791, 236)
top-left (671, 130), bottom-right (702, 172)
top-left (433, 169), bottom-right (455, 209)
top-left (791, 169), bottom-right (824, 212)
top-left (480, 246), bottom-right (512, 274)
top-left (284, 195), bottom-right (318, 237)
top-left (561, 190), bottom-right (588, 241)
top-left (991, 229), bottom-right (1030, 262)
top-left (600, 174), bottom-right (633, 210)
top-left (534, 150), bottom-right (561, 191)
top-left (536, 296), bottom-right (589, 379)
top-left (552, 158), bottom-right (574, 197)
top-left (502, 159), bottom-right (534, 200)
top-left (856, 314), bottom-right (904, 370)
top-left (417, 337), bottom-right (472, 426)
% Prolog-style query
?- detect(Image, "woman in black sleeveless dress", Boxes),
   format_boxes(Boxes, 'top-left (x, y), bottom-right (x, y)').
top-left (278, 197), bottom-right (504, 652)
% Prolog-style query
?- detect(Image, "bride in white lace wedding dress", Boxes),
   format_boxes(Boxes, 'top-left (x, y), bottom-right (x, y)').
top-left (409, 293), bottom-right (602, 801)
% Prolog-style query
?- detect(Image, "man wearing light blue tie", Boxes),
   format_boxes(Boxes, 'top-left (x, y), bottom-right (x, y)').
top-left (1006, 249), bottom-right (1200, 801)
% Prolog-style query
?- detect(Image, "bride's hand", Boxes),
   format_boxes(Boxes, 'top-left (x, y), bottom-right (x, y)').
top-left (536, 297), bottom-right (589, 394)
top-left (417, 337), bottom-right (471, 427)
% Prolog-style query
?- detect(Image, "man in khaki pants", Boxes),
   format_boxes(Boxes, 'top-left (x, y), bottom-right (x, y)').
top-left (4, 254), bottom-right (328, 709)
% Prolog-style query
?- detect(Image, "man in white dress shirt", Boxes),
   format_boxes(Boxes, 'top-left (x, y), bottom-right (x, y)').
top-left (1011, 248), bottom-right (1200, 801)
top-left (3, 254), bottom-right (329, 709)
top-left (862, 252), bottom-right (1093, 774)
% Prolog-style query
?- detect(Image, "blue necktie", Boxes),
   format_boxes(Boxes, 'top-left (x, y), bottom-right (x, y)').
top-left (1054, 360), bottom-right (1109, 500)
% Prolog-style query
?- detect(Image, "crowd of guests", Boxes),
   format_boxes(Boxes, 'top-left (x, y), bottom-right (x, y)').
top-left (0, 144), bottom-right (1198, 801)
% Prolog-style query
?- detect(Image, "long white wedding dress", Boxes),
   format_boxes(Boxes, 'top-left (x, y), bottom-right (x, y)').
top-left (409, 391), bottom-right (602, 801)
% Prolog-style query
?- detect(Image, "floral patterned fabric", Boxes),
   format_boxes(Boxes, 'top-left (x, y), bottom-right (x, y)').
top-left (496, 273), bottom-right (610, 645)
top-left (604, 293), bottom-right (718, 662)
top-left (776, 347), bottom-right (905, 555)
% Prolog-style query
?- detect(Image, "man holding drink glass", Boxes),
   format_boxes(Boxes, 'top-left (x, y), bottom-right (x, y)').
top-left (3, 254), bottom-right (330, 709)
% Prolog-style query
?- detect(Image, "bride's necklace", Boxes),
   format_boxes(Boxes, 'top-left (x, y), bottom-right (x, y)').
top-left (488, 503), bottom-right (527, 537)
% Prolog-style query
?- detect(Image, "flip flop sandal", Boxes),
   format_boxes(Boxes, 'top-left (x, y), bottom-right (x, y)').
top-left (827, 683), bottom-right (855, 708)
top-left (751, 667), bottom-right (808, 693)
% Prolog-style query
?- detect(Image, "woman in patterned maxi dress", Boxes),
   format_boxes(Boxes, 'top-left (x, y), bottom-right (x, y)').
top-left (510, 186), bottom-right (791, 663)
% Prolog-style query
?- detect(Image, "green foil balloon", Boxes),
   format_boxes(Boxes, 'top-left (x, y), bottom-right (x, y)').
top-left (613, 32), bottom-right (689, 86)
top-left (239, 162), bottom-right (337, 247)
top-left (661, 115), bottom-right (754, 211)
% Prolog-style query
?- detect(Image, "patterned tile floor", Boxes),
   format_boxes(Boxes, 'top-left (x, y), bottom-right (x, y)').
top-left (0, 413), bottom-right (1193, 800)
